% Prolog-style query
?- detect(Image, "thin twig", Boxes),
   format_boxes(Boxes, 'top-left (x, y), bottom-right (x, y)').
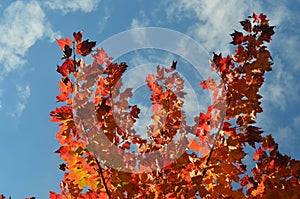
top-left (95, 157), bottom-right (111, 199)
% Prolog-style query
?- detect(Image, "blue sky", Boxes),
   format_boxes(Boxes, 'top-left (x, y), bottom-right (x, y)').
top-left (0, 0), bottom-right (299, 198)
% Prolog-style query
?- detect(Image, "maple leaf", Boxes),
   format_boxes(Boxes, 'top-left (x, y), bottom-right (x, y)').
top-left (222, 122), bottom-right (236, 136)
top-left (72, 31), bottom-right (96, 56)
top-left (56, 80), bottom-right (72, 102)
top-left (130, 105), bottom-right (140, 121)
top-left (59, 163), bottom-right (67, 171)
top-left (122, 141), bottom-right (131, 150)
top-left (76, 39), bottom-right (96, 56)
top-left (56, 59), bottom-right (75, 77)
top-left (56, 37), bottom-right (72, 50)
top-left (262, 134), bottom-right (277, 151)
top-left (93, 48), bottom-right (108, 65)
top-left (200, 76), bottom-right (217, 90)
top-left (253, 147), bottom-right (264, 161)
top-left (49, 15), bottom-right (300, 199)
top-left (188, 138), bottom-right (210, 155)
top-left (61, 45), bottom-right (72, 60)
top-left (240, 19), bottom-right (251, 32)
top-left (230, 30), bottom-right (246, 45)
top-left (50, 106), bottom-right (73, 122)
top-left (73, 31), bottom-right (82, 43)
top-left (245, 126), bottom-right (263, 148)
top-left (49, 191), bottom-right (63, 199)
top-left (170, 60), bottom-right (177, 70)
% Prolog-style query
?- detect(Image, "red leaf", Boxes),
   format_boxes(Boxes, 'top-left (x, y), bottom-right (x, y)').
top-left (240, 19), bottom-right (251, 32)
top-left (130, 105), bottom-right (140, 119)
top-left (240, 175), bottom-right (249, 186)
top-left (50, 191), bottom-right (62, 199)
top-left (73, 31), bottom-right (82, 43)
top-left (76, 39), bottom-right (96, 56)
top-left (245, 126), bottom-right (263, 148)
top-left (165, 193), bottom-right (176, 198)
top-left (189, 138), bottom-right (200, 152)
top-left (50, 106), bottom-right (73, 122)
top-left (259, 13), bottom-right (267, 21)
top-left (189, 138), bottom-right (210, 155)
top-left (56, 37), bottom-right (72, 50)
top-left (230, 30), bottom-right (246, 45)
top-left (93, 48), bottom-right (108, 65)
top-left (253, 147), bottom-right (264, 161)
top-left (56, 59), bottom-right (75, 77)
top-left (222, 122), bottom-right (236, 136)
top-left (252, 12), bottom-right (259, 23)
top-left (262, 135), bottom-right (277, 151)
top-left (200, 77), bottom-right (216, 90)
top-left (56, 93), bottom-right (68, 102)
top-left (56, 80), bottom-right (72, 102)
top-left (122, 141), bottom-right (131, 150)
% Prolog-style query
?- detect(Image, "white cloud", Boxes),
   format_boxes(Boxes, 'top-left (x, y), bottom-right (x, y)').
top-left (166, 0), bottom-right (261, 53)
top-left (293, 116), bottom-right (300, 128)
top-left (130, 13), bottom-right (150, 47)
top-left (165, 1), bottom-right (300, 112)
top-left (275, 126), bottom-right (298, 155)
top-left (0, 1), bottom-right (57, 76)
top-left (44, 0), bottom-right (101, 14)
top-left (17, 85), bottom-right (31, 101)
top-left (11, 84), bottom-right (31, 118)
top-left (98, 7), bottom-right (110, 34)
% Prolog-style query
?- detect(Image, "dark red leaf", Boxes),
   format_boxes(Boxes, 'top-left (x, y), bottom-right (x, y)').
top-left (61, 45), bottom-right (72, 60)
top-left (170, 60), bottom-right (177, 70)
top-left (73, 31), bottom-right (82, 43)
top-left (130, 105), bottom-right (140, 119)
top-left (76, 39), bottom-right (96, 56)
top-left (240, 19), bottom-right (251, 32)
top-left (56, 59), bottom-right (75, 77)
top-left (230, 30), bottom-right (246, 45)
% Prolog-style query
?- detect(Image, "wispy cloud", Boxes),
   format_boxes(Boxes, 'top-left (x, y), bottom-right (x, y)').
top-left (130, 13), bottom-right (151, 47)
top-left (165, 0), bottom-right (300, 111)
top-left (260, 2), bottom-right (300, 111)
top-left (294, 116), bottom-right (300, 128)
top-left (261, 55), bottom-right (299, 111)
top-left (44, 0), bottom-right (101, 14)
top-left (0, 1), bottom-right (57, 113)
top-left (98, 7), bottom-right (110, 34)
top-left (11, 84), bottom-right (31, 118)
top-left (274, 125), bottom-right (299, 158)
top-left (165, 0), bottom-right (261, 53)
top-left (0, 1), bottom-right (57, 76)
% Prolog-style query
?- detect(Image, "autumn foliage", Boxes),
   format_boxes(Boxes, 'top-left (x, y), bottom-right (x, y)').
top-left (49, 14), bottom-right (300, 198)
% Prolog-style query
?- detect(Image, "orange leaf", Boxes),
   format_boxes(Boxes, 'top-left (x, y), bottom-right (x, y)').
top-left (56, 37), bottom-right (72, 50)
top-left (76, 39), bottom-right (96, 56)
top-left (253, 147), bottom-right (264, 161)
top-left (122, 141), bottom-right (131, 150)
top-left (56, 59), bottom-right (75, 77)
